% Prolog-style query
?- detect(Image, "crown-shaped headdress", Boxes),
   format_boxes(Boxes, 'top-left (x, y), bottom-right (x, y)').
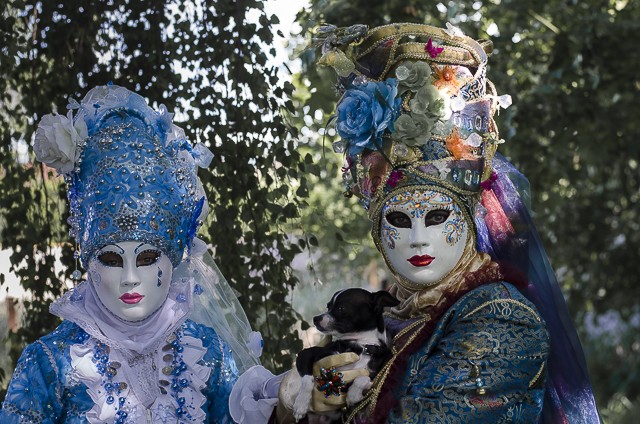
top-left (316, 23), bottom-right (512, 227)
top-left (34, 85), bottom-right (213, 267)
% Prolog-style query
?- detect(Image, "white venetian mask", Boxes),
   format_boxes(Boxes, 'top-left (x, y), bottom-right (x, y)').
top-left (380, 189), bottom-right (469, 286)
top-left (88, 241), bottom-right (173, 321)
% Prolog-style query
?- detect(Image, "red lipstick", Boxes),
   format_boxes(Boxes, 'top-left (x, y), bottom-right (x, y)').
top-left (407, 255), bottom-right (435, 267)
top-left (119, 292), bottom-right (144, 304)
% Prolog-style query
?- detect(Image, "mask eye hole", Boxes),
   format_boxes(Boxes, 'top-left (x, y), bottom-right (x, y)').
top-left (385, 211), bottom-right (411, 228)
top-left (137, 250), bottom-right (161, 267)
top-left (97, 252), bottom-right (123, 268)
top-left (425, 209), bottom-right (451, 226)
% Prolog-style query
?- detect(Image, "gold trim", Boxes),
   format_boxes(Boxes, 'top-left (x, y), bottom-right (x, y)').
top-left (395, 43), bottom-right (476, 66)
top-left (392, 316), bottom-right (430, 351)
top-left (463, 298), bottom-right (543, 322)
top-left (358, 24), bottom-right (458, 57)
top-left (529, 362), bottom-right (546, 388)
top-left (353, 23), bottom-right (488, 81)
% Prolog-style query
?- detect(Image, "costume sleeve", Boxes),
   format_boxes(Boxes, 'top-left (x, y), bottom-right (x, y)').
top-left (387, 285), bottom-right (549, 424)
top-left (228, 365), bottom-right (281, 424)
top-left (0, 341), bottom-right (64, 424)
top-left (199, 326), bottom-right (239, 424)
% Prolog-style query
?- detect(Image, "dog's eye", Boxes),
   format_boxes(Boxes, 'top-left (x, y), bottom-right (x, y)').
top-left (334, 305), bottom-right (345, 314)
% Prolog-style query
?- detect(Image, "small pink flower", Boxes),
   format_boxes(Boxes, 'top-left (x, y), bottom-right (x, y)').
top-left (387, 170), bottom-right (404, 188)
top-left (425, 38), bottom-right (444, 58)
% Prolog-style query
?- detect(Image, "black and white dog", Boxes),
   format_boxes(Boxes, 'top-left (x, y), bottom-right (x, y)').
top-left (291, 288), bottom-right (400, 422)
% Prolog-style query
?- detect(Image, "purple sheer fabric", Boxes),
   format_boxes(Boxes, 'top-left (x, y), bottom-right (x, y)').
top-left (475, 154), bottom-right (601, 423)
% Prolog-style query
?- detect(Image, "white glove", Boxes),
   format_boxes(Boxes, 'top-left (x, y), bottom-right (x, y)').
top-left (229, 365), bottom-right (284, 423)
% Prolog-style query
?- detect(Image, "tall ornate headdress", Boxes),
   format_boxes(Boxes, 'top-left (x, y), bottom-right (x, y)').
top-left (34, 84), bottom-right (212, 267)
top-left (315, 23), bottom-right (512, 231)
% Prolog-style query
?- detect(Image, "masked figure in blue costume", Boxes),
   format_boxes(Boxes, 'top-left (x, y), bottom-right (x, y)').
top-left (232, 23), bottom-right (601, 424)
top-left (0, 85), bottom-right (262, 423)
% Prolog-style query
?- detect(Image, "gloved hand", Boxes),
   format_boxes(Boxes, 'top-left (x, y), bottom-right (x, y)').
top-left (229, 365), bottom-right (283, 423)
top-left (276, 352), bottom-right (370, 423)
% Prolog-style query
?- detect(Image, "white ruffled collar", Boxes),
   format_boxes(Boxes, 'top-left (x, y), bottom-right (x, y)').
top-left (52, 276), bottom-right (212, 422)
top-left (70, 325), bottom-right (212, 423)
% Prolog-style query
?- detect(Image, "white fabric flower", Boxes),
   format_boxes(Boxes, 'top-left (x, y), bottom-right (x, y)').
top-left (34, 111), bottom-right (88, 174)
top-left (450, 96), bottom-right (466, 112)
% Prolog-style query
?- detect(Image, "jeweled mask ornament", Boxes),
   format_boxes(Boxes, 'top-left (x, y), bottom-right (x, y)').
top-left (380, 189), bottom-right (469, 286)
top-left (89, 241), bottom-right (173, 321)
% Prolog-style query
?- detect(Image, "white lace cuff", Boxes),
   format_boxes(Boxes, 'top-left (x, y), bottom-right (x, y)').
top-left (229, 365), bottom-right (281, 424)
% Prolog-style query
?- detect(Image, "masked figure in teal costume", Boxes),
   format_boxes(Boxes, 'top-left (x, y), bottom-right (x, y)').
top-left (0, 85), bottom-right (262, 423)
top-left (257, 23), bottom-right (601, 424)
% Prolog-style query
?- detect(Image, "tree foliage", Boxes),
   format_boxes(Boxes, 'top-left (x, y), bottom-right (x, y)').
top-left (0, 0), bottom-right (309, 398)
top-left (293, 0), bottom-right (639, 418)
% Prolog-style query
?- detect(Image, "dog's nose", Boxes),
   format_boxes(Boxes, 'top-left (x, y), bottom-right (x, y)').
top-left (313, 315), bottom-right (322, 326)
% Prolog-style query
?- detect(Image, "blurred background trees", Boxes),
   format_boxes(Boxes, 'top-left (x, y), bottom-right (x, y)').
top-left (1, 0), bottom-right (638, 421)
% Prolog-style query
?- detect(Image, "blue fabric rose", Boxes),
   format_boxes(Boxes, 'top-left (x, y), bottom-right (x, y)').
top-left (336, 79), bottom-right (398, 156)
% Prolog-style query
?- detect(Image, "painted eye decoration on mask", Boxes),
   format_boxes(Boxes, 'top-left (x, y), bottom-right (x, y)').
top-left (96, 249), bottom-right (161, 267)
top-left (425, 210), bottom-right (451, 226)
top-left (381, 219), bottom-right (401, 249)
top-left (97, 251), bottom-right (123, 267)
top-left (384, 209), bottom-right (451, 229)
top-left (386, 211), bottom-right (411, 228)
top-left (382, 209), bottom-right (452, 250)
top-left (444, 216), bottom-right (465, 245)
top-left (137, 249), bottom-right (161, 267)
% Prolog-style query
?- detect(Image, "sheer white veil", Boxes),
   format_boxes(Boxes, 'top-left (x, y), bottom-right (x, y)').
top-left (178, 237), bottom-right (262, 373)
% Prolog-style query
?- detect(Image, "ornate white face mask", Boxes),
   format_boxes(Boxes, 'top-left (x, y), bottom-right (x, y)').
top-left (88, 241), bottom-right (173, 321)
top-left (380, 189), bottom-right (469, 286)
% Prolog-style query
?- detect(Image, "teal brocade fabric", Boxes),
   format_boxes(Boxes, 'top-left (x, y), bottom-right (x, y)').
top-left (385, 282), bottom-right (549, 423)
top-left (0, 319), bottom-right (237, 424)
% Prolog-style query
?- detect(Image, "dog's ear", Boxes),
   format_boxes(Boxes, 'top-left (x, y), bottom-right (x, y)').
top-left (372, 290), bottom-right (400, 312)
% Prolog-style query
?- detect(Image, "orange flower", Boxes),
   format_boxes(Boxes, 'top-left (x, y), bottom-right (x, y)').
top-left (446, 128), bottom-right (474, 160)
top-left (433, 65), bottom-right (463, 95)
